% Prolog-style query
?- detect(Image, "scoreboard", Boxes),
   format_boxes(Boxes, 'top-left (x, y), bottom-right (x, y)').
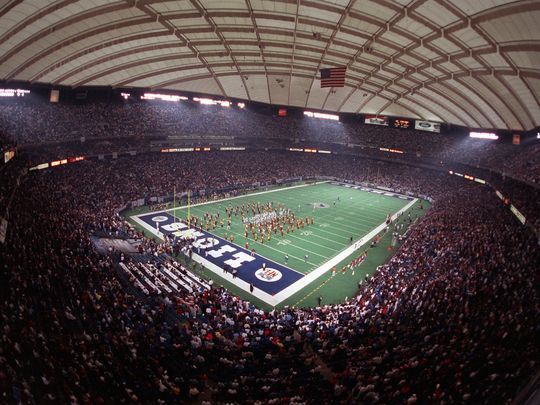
top-left (393, 118), bottom-right (411, 129)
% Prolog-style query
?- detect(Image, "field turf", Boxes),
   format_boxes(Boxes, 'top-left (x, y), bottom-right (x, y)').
top-left (126, 182), bottom-right (428, 309)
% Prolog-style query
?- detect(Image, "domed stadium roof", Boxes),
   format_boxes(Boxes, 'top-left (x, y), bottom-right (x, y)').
top-left (1, 0), bottom-right (539, 130)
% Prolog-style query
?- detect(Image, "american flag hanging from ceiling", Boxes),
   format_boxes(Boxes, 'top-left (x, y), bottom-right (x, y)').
top-left (319, 66), bottom-right (346, 88)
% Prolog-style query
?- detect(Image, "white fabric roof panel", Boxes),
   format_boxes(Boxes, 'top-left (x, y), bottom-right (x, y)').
top-left (243, 75), bottom-right (269, 104)
top-left (218, 75), bottom-right (249, 100)
top-left (119, 66), bottom-right (210, 88)
top-left (0, 0), bottom-right (538, 130)
top-left (288, 76), bottom-right (312, 107)
top-left (506, 51), bottom-right (540, 70)
top-left (362, 95), bottom-right (391, 115)
top-left (17, 29), bottom-right (174, 82)
top-left (415, 87), bottom-right (469, 126)
top-left (479, 14), bottom-right (540, 43)
top-left (450, 0), bottom-right (511, 15)
top-left (305, 79), bottom-right (330, 110)
top-left (429, 82), bottom-right (491, 128)
top-left (166, 77), bottom-right (224, 96)
top-left (65, 51), bottom-right (195, 87)
top-left (395, 16), bottom-right (433, 38)
top-left (502, 76), bottom-right (540, 128)
top-left (339, 89), bottom-right (368, 113)
top-left (350, 0), bottom-right (396, 22)
top-left (450, 78), bottom-right (507, 129)
top-left (479, 74), bottom-right (535, 129)
top-left (267, 74), bottom-right (290, 106)
top-left (414, 2), bottom-right (462, 27)
top-left (397, 97), bottom-right (443, 122)
top-left (380, 101), bottom-right (420, 119)
top-left (323, 86), bottom-right (355, 112)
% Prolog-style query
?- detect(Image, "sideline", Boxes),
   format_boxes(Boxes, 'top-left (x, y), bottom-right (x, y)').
top-left (143, 181), bottom-right (328, 217)
top-left (130, 184), bottom-right (419, 306)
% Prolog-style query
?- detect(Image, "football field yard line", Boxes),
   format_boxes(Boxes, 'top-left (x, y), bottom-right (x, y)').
top-left (171, 190), bottom-right (346, 259)
top-left (176, 205), bottom-right (331, 262)
top-left (131, 209), bottom-right (317, 271)
top-left (314, 228), bottom-right (351, 240)
top-left (131, 182), bottom-right (417, 306)
top-left (275, 232), bottom-right (341, 251)
top-left (146, 181), bottom-right (329, 217)
top-left (182, 204), bottom-right (341, 253)
top-left (170, 183), bottom-right (396, 237)
top-left (272, 197), bottom-right (418, 305)
top-left (278, 186), bottom-right (395, 222)
top-left (190, 251), bottom-right (280, 305)
top-left (293, 191), bottom-right (397, 229)
top-left (212, 226), bottom-right (329, 263)
top-left (169, 183), bottom-right (407, 274)
top-left (198, 221), bottom-right (324, 267)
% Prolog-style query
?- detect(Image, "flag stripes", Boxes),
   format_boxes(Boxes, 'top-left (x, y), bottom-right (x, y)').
top-left (320, 66), bottom-right (346, 88)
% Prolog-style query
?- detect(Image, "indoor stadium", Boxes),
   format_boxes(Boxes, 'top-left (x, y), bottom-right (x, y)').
top-left (0, 1), bottom-right (539, 403)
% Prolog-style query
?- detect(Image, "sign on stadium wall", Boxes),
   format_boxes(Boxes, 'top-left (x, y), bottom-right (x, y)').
top-left (415, 120), bottom-right (441, 133)
top-left (364, 115), bottom-right (388, 126)
top-left (364, 115), bottom-right (389, 126)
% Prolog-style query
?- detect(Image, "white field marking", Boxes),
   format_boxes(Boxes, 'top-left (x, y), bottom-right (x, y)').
top-left (313, 227), bottom-right (350, 240)
top-left (332, 201), bottom-right (395, 222)
top-left (141, 181), bottom-right (407, 253)
top-left (318, 201), bottom-right (396, 228)
top-left (131, 212), bottom-right (307, 276)
top-left (190, 252), bottom-right (281, 306)
top-left (177, 204), bottom-right (339, 254)
top-left (271, 198), bottom-right (418, 305)
top-left (212, 224), bottom-right (326, 263)
top-left (132, 183), bottom-right (420, 306)
top-left (238, 185), bottom-right (390, 224)
top-left (317, 226), bottom-right (370, 239)
top-left (171, 204), bottom-right (331, 261)
top-left (274, 227), bottom-right (342, 249)
top-left (146, 181), bottom-right (400, 254)
top-left (145, 203), bottom-right (328, 271)
top-left (202, 183), bottom-right (392, 232)
top-left (320, 220), bottom-right (372, 235)
top-left (324, 219), bottom-right (373, 234)
top-left (304, 190), bottom-right (388, 219)
top-left (142, 181), bottom-right (329, 217)
top-left (132, 214), bottom-right (165, 239)
top-left (132, 197), bottom-right (418, 306)
top-left (310, 208), bottom-right (385, 231)
top-left (273, 231), bottom-right (340, 252)
top-left (303, 203), bottom-right (394, 238)
top-left (131, 213), bottom-right (290, 306)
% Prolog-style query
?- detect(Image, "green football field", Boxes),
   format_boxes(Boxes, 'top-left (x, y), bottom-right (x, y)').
top-left (127, 182), bottom-right (428, 309)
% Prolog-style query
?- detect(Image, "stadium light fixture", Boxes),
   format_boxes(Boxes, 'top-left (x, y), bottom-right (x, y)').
top-left (469, 132), bottom-right (498, 140)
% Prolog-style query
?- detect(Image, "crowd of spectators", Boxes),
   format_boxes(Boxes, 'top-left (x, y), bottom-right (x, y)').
top-left (0, 151), bottom-right (538, 403)
top-left (1, 99), bottom-right (538, 184)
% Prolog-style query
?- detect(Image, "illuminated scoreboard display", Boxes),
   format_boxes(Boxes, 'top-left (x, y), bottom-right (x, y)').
top-left (393, 118), bottom-right (411, 129)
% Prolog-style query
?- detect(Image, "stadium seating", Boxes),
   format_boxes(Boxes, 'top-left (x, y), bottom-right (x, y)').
top-left (1, 100), bottom-right (539, 184)
top-left (0, 150), bottom-right (538, 403)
